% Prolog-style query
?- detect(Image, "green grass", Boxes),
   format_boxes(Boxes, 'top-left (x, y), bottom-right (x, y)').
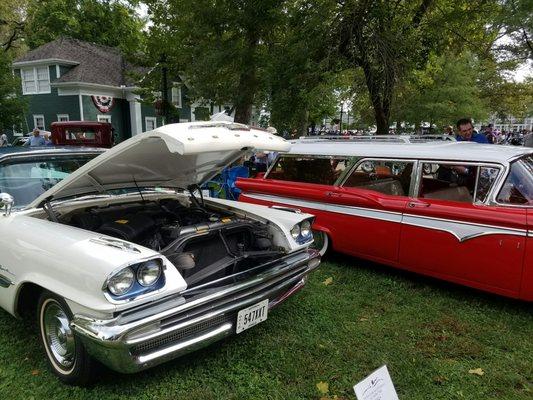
top-left (0, 255), bottom-right (532, 399)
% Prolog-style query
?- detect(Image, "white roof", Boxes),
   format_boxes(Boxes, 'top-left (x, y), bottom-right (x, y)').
top-left (287, 141), bottom-right (532, 164)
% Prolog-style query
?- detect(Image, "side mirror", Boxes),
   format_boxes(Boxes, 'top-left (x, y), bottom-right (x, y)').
top-left (0, 193), bottom-right (14, 216)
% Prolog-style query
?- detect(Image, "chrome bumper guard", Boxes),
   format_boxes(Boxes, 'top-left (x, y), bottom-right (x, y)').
top-left (71, 249), bottom-right (320, 373)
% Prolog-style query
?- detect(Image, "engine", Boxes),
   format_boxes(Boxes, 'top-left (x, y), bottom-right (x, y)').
top-left (65, 199), bottom-right (283, 286)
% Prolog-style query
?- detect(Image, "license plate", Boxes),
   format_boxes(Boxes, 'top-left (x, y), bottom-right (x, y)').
top-left (236, 299), bottom-right (269, 334)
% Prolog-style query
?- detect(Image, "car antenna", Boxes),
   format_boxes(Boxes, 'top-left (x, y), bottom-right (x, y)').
top-left (132, 175), bottom-right (145, 203)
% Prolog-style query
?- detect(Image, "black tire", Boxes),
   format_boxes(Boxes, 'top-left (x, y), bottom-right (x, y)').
top-left (37, 290), bottom-right (95, 386)
top-left (311, 230), bottom-right (330, 256)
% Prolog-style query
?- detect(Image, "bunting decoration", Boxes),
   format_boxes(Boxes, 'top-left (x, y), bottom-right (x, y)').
top-left (91, 95), bottom-right (115, 113)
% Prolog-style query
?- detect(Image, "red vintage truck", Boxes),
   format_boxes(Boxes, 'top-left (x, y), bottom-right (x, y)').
top-left (50, 121), bottom-right (113, 148)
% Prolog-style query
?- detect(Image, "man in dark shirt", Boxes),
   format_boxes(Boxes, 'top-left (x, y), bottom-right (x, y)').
top-left (456, 118), bottom-right (489, 143)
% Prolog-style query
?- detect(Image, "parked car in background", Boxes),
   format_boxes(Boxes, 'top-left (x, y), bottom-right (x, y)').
top-left (237, 139), bottom-right (533, 301)
top-left (0, 146), bottom-right (104, 206)
top-left (0, 122), bottom-right (319, 385)
top-left (51, 121), bottom-right (113, 148)
top-left (11, 130), bottom-right (52, 147)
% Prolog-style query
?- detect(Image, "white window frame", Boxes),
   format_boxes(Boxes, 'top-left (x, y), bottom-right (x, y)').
top-left (33, 114), bottom-right (45, 130)
top-left (97, 115), bottom-right (112, 123)
top-left (21, 66), bottom-right (51, 95)
top-left (57, 114), bottom-right (69, 122)
top-left (171, 83), bottom-right (182, 108)
top-left (145, 117), bottom-right (157, 131)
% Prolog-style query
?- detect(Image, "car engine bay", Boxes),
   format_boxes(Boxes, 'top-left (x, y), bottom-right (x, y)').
top-left (61, 198), bottom-right (285, 286)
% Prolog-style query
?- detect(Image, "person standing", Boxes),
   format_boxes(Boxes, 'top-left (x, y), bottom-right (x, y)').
top-left (24, 129), bottom-right (46, 147)
top-left (0, 132), bottom-right (8, 147)
top-left (455, 118), bottom-right (489, 143)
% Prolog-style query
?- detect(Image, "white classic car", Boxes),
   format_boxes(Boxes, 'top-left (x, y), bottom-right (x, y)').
top-left (0, 122), bottom-right (320, 385)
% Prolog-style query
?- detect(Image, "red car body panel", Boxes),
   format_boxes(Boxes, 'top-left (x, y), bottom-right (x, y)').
top-left (237, 177), bottom-right (531, 300)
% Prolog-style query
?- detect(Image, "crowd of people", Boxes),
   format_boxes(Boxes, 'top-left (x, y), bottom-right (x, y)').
top-left (308, 119), bottom-right (533, 147)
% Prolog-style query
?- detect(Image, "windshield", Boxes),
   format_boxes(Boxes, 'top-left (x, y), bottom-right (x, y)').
top-left (0, 155), bottom-right (98, 208)
top-left (496, 155), bottom-right (533, 205)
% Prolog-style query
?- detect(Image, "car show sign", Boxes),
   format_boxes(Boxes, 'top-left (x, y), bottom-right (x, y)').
top-left (91, 95), bottom-right (115, 113)
top-left (353, 365), bottom-right (399, 400)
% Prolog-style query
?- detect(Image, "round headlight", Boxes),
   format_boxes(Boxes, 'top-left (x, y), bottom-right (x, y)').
top-left (137, 260), bottom-right (162, 287)
top-left (301, 220), bottom-right (311, 237)
top-left (290, 224), bottom-right (301, 239)
top-left (107, 267), bottom-right (134, 296)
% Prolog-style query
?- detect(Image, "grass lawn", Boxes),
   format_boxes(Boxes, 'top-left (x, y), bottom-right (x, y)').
top-left (0, 255), bottom-right (531, 399)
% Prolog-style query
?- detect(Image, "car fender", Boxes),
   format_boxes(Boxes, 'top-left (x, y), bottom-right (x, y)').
top-left (205, 197), bottom-right (315, 251)
top-left (0, 214), bottom-right (186, 316)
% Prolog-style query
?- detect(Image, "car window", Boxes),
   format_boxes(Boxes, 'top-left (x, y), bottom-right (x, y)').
top-left (0, 155), bottom-right (97, 207)
top-left (419, 162), bottom-right (476, 203)
top-left (475, 166), bottom-right (500, 203)
top-left (343, 160), bottom-right (413, 196)
top-left (497, 155), bottom-right (533, 205)
top-left (266, 155), bottom-right (353, 185)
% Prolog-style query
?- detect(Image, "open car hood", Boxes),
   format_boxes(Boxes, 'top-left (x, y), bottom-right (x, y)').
top-left (28, 121), bottom-right (290, 208)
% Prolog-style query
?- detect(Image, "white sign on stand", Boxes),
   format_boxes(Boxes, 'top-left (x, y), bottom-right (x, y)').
top-left (353, 365), bottom-right (399, 400)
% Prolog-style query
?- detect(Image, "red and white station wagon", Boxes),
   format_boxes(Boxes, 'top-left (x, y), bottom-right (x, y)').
top-left (237, 139), bottom-right (533, 301)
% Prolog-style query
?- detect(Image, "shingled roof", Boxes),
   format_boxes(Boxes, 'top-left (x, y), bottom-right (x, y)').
top-left (13, 37), bottom-right (139, 87)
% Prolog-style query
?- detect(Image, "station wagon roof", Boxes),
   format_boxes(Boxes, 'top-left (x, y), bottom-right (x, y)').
top-left (287, 141), bottom-right (532, 164)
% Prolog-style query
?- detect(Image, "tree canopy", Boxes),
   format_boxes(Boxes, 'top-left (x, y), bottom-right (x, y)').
top-left (24, 0), bottom-right (146, 54)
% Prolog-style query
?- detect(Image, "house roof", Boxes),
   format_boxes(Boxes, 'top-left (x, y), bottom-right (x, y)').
top-left (13, 37), bottom-right (139, 87)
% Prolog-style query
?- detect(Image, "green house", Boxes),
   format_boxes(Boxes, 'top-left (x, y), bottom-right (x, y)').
top-left (12, 37), bottom-right (193, 142)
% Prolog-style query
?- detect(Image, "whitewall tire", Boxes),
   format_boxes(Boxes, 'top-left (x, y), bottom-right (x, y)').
top-left (38, 291), bottom-right (95, 385)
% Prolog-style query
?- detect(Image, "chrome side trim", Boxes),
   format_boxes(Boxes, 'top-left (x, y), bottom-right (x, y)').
top-left (243, 192), bottom-right (527, 242)
top-left (244, 193), bottom-right (402, 223)
top-left (402, 214), bottom-right (526, 242)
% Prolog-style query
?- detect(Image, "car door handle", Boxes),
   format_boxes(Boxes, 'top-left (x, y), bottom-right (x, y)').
top-left (408, 201), bottom-right (431, 208)
top-left (325, 191), bottom-right (342, 197)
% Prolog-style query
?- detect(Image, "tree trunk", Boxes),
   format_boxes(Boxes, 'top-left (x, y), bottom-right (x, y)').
top-left (361, 61), bottom-right (392, 135)
top-left (233, 32), bottom-right (259, 125)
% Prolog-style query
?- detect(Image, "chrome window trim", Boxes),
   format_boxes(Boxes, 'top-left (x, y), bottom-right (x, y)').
top-left (339, 157), bottom-right (418, 193)
top-left (492, 155), bottom-right (533, 208)
top-left (415, 160), bottom-right (504, 206)
top-left (264, 153), bottom-right (360, 186)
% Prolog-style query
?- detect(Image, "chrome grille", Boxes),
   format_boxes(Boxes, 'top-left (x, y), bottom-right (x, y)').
top-left (131, 314), bottom-right (234, 356)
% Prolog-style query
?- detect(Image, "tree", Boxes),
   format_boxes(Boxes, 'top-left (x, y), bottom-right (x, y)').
top-left (333, 0), bottom-right (503, 134)
top-left (265, 0), bottom-right (341, 135)
top-left (392, 52), bottom-right (489, 129)
top-left (491, 0), bottom-right (533, 62)
top-left (24, 0), bottom-right (146, 54)
top-left (144, 0), bottom-right (286, 125)
top-left (0, 0), bottom-right (29, 56)
top-left (0, 52), bottom-right (26, 132)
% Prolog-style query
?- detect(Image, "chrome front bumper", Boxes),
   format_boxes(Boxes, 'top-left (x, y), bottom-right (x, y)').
top-left (71, 249), bottom-right (320, 374)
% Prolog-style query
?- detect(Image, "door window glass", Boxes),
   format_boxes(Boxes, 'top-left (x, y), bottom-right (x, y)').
top-left (497, 155), bottom-right (533, 205)
top-left (420, 163), bottom-right (476, 203)
top-left (475, 167), bottom-right (500, 203)
top-left (343, 160), bottom-right (413, 196)
top-left (266, 155), bottom-right (353, 185)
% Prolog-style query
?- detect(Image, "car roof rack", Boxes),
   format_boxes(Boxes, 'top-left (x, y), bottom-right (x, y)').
top-left (296, 134), bottom-right (456, 143)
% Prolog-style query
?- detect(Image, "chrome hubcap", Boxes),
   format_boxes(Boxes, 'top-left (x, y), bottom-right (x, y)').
top-left (43, 302), bottom-right (75, 369)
